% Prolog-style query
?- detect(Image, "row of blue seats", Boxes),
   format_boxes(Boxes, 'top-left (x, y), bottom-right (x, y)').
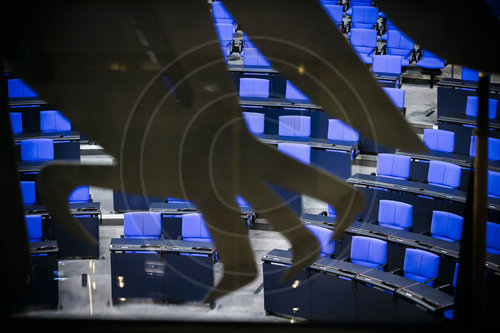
top-left (16, 138), bottom-right (56, 162)
top-left (20, 181), bottom-right (90, 206)
top-left (10, 110), bottom-right (72, 134)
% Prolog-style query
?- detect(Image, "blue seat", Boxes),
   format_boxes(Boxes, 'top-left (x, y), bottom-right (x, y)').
top-left (430, 211), bottom-right (464, 242)
top-left (40, 110), bottom-right (71, 132)
top-left (278, 143), bottom-right (311, 165)
top-left (10, 112), bottom-right (22, 134)
top-left (242, 36), bottom-right (271, 67)
top-left (346, 5), bottom-right (378, 29)
top-left (278, 115), bottom-right (311, 138)
top-left (321, 3), bottom-right (344, 30)
top-left (427, 160), bottom-right (461, 189)
top-left (403, 248), bottom-right (439, 287)
top-left (285, 80), bottom-right (310, 101)
top-left (181, 213), bottom-right (213, 242)
top-left (423, 128), bottom-right (455, 153)
top-left (25, 215), bottom-right (43, 242)
top-left (239, 78), bottom-right (270, 98)
top-left (167, 197), bottom-right (192, 204)
top-left (382, 87), bottom-right (405, 109)
top-left (372, 55), bottom-right (402, 77)
top-left (469, 136), bottom-right (500, 161)
top-left (20, 181), bottom-right (36, 205)
top-left (487, 170), bottom-right (500, 198)
top-left (461, 67), bottom-right (480, 82)
top-left (465, 96), bottom-right (498, 119)
top-left (123, 212), bottom-right (162, 239)
top-left (349, 28), bottom-right (377, 64)
top-left (304, 224), bottom-right (335, 258)
top-left (349, 0), bottom-right (373, 6)
top-left (20, 138), bottom-right (54, 162)
top-left (68, 186), bottom-right (90, 203)
top-left (327, 204), bottom-right (336, 217)
top-left (211, 1), bottom-right (234, 25)
top-left (8, 78), bottom-right (38, 98)
top-left (242, 112), bottom-right (265, 135)
top-left (377, 200), bottom-right (413, 230)
top-left (380, 30), bottom-right (414, 66)
top-left (214, 22), bottom-right (235, 59)
top-left (376, 153), bottom-right (410, 180)
top-left (486, 222), bottom-right (500, 255)
top-left (327, 119), bottom-right (359, 142)
top-left (416, 50), bottom-right (445, 69)
top-left (350, 236), bottom-right (387, 269)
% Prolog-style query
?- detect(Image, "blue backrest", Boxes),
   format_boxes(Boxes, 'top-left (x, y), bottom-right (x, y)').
top-left (487, 170), bottom-right (500, 198)
top-left (242, 37), bottom-right (271, 67)
top-left (486, 222), bottom-right (500, 255)
top-left (327, 204), bottom-right (336, 217)
top-left (278, 115), bottom-right (311, 138)
top-left (236, 195), bottom-right (250, 208)
top-left (350, 236), bottom-right (387, 269)
top-left (382, 87), bottom-right (405, 109)
top-left (212, 1), bottom-right (234, 24)
top-left (40, 110), bottom-right (71, 132)
top-left (461, 67), bottom-right (480, 82)
top-left (430, 211), bottom-right (464, 242)
top-left (385, 29), bottom-right (414, 52)
top-left (321, 3), bottom-right (344, 26)
top-left (278, 143), bottom-right (311, 165)
top-left (305, 224), bottom-right (335, 257)
top-left (10, 112), bottom-right (23, 134)
top-left (372, 55), bottom-right (402, 75)
top-left (214, 21), bottom-right (234, 43)
top-left (423, 128), bottom-right (455, 153)
top-left (349, 28), bottom-right (377, 50)
top-left (403, 248), bottom-right (440, 286)
top-left (378, 200), bottom-right (413, 230)
top-left (376, 153), bottom-right (410, 180)
top-left (285, 80), bottom-right (310, 100)
top-left (469, 136), bottom-right (500, 161)
top-left (465, 96), bottom-right (498, 119)
top-left (242, 112), bottom-right (265, 134)
top-left (20, 181), bottom-right (36, 205)
top-left (8, 78), bottom-right (38, 98)
top-left (347, 6), bottom-right (378, 29)
top-left (20, 138), bottom-right (54, 162)
top-left (25, 215), bottom-right (43, 242)
top-left (68, 186), bottom-right (90, 203)
top-left (239, 78), bottom-right (270, 98)
top-left (327, 119), bottom-right (359, 141)
top-left (427, 160), bottom-right (461, 189)
top-left (181, 213), bottom-right (212, 242)
top-left (123, 212), bottom-right (161, 239)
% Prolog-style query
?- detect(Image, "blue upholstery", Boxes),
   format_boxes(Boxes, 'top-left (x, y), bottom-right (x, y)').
top-left (242, 112), bottom-right (265, 134)
top-left (372, 55), bottom-right (402, 76)
top-left (242, 37), bottom-right (271, 67)
top-left (68, 186), bottom-right (90, 203)
top-left (239, 78), bottom-right (270, 98)
top-left (423, 129), bottom-right (455, 153)
top-left (10, 112), bottom-right (22, 134)
top-left (20, 181), bottom-right (36, 205)
top-left (20, 138), bottom-right (54, 162)
top-left (444, 263), bottom-right (459, 320)
top-left (285, 81), bottom-right (310, 101)
top-left (469, 136), bottom-right (500, 161)
top-left (382, 87), bottom-right (405, 109)
top-left (486, 222), bottom-right (500, 255)
top-left (214, 21), bottom-right (234, 58)
top-left (40, 110), bottom-right (71, 132)
top-left (321, 3), bottom-right (344, 28)
top-left (350, 236), bottom-right (387, 269)
top-left (327, 204), bottom-right (336, 217)
top-left (461, 67), bottom-right (480, 82)
top-left (182, 213), bottom-right (212, 242)
top-left (465, 96), bottom-right (498, 119)
top-left (430, 211), bottom-right (464, 242)
top-left (377, 200), bottom-right (413, 230)
top-left (8, 78), bottom-right (38, 98)
top-left (349, 28), bottom-right (377, 64)
top-left (26, 215), bottom-right (43, 242)
top-left (427, 161), bottom-right (461, 189)
top-left (211, 1), bottom-right (234, 24)
top-left (278, 143), bottom-right (311, 165)
top-left (278, 115), bottom-right (311, 138)
top-left (236, 195), bottom-right (250, 208)
top-left (416, 50), bottom-right (445, 69)
top-left (381, 30), bottom-right (414, 66)
top-left (167, 197), bottom-right (191, 203)
top-left (346, 6), bottom-right (378, 29)
top-left (349, 0), bottom-right (373, 6)
top-left (304, 224), bottom-right (335, 258)
top-left (403, 248), bottom-right (440, 286)
top-left (376, 153), bottom-right (410, 180)
top-left (123, 212), bottom-right (162, 239)
top-left (487, 170), bottom-right (500, 198)
top-left (327, 119), bottom-right (359, 142)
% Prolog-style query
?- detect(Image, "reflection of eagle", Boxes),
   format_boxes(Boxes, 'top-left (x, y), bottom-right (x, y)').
top-left (9, 0), bottom-right (497, 304)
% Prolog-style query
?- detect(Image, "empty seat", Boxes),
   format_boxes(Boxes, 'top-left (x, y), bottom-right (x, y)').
top-left (123, 212), bottom-right (162, 239)
top-left (381, 29), bottom-right (414, 66)
top-left (278, 115), bottom-right (311, 138)
top-left (349, 28), bottom-right (377, 64)
top-left (377, 200), bottom-right (413, 230)
top-left (465, 96), bottom-right (498, 119)
top-left (382, 87), bottom-right (405, 109)
top-left (427, 160), bottom-right (461, 189)
top-left (416, 50), bottom-right (445, 69)
top-left (167, 197), bottom-right (192, 204)
top-left (40, 110), bottom-right (71, 132)
top-left (423, 129), bottom-right (455, 153)
top-left (469, 136), bottom-right (500, 161)
top-left (430, 211), bottom-right (464, 242)
top-left (236, 195), bottom-right (250, 208)
top-left (285, 81), bottom-right (310, 101)
top-left (211, 1), bottom-right (234, 24)
top-left (25, 215), bottom-right (43, 242)
top-left (487, 170), bottom-right (500, 198)
top-left (20, 138), bottom-right (54, 162)
top-left (8, 78), bottom-right (38, 98)
top-left (486, 222), bottom-right (500, 255)
top-left (10, 112), bottom-right (22, 134)
top-left (239, 78), bottom-right (270, 98)
top-left (461, 67), bottom-right (480, 82)
top-left (68, 186), bottom-right (90, 203)
top-left (327, 119), bottom-right (359, 142)
top-left (304, 224), bottom-right (335, 258)
top-left (372, 55), bottom-right (402, 76)
top-left (278, 143), bottom-right (311, 165)
top-left (242, 36), bottom-right (271, 67)
top-left (321, 3), bottom-right (344, 29)
top-left (350, 236), bottom-right (387, 269)
top-left (376, 153), bottom-right (411, 180)
top-left (327, 204), bottom-right (336, 217)
top-left (20, 181), bottom-right (36, 205)
top-left (242, 112), bottom-right (265, 134)
top-left (346, 6), bottom-right (378, 29)
top-left (214, 22), bottom-right (235, 59)
top-left (182, 213), bottom-right (212, 242)
top-left (403, 248), bottom-right (439, 286)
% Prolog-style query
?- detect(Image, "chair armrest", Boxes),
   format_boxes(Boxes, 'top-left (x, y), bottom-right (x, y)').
top-left (436, 283), bottom-right (451, 291)
top-left (423, 277), bottom-right (437, 285)
top-left (389, 268), bottom-right (401, 274)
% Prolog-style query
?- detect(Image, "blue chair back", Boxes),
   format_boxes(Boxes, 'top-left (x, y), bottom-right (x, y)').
top-left (20, 181), bottom-right (36, 205)
top-left (487, 170), bottom-right (500, 198)
top-left (123, 212), bottom-right (162, 239)
top-left (465, 96), bottom-right (498, 119)
top-left (486, 222), bottom-right (500, 255)
top-left (278, 115), bottom-right (311, 138)
top-left (416, 50), bottom-right (445, 69)
top-left (8, 78), bottom-right (38, 98)
top-left (376, 153), bottom-right (410, 180)
top-left (242, 112), bottom-right (265, 135)
top-left (382, 87), bottom-right (405, 109)
top-left (372, 55), bottom-right (402, 76)
top-left (182, 213), bottom-right (213, 242)
top-left (239, 78), bottom-right (270, 98)
top-left (347, 6), bottom-right (378, 29)
top-left (378, 200), bottom-right (413, 230)
top-left (327, 204), bottom-right (336, 217)
top-left (278, 143), bottom-right (311, 165)
top-left (430, 211), bottom-right (464, 242)
top-left (10, 112), bottom-right (23, 134)
top-left (321, 3), bottom-right (344, 27)
top-left (327, 119), bottom-right (359, 142)
top-left (469, 136), bottom-right (500, 161)
top-left (20, 138), bottom-right (54, 162)
top-left (423, 129), bottom-right (455, 153)
top-left (40, 110), bottom-right (71, 132)
top-left (212, 1), bottom-right (234, 24)
top-left (305, 224), bottom-right (335, 257)
top-left (285, 80), bottom-right (310, 101)
top-left (350, 236), bottom-right (387, 269)
top-left (26, 215), bottom-right (43, 242)
top-left (68, 186), bottom-right (90, 203)
top-left (349, 28), bottom-right (377, 63)
top-left (427, 160), bottom-right (461, 189)
top-left (403, 248), bottom-right (440, 286)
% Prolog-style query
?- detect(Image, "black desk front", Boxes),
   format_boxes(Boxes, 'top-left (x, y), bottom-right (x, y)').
top-left (437, 78), bottom-right (500, 94)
